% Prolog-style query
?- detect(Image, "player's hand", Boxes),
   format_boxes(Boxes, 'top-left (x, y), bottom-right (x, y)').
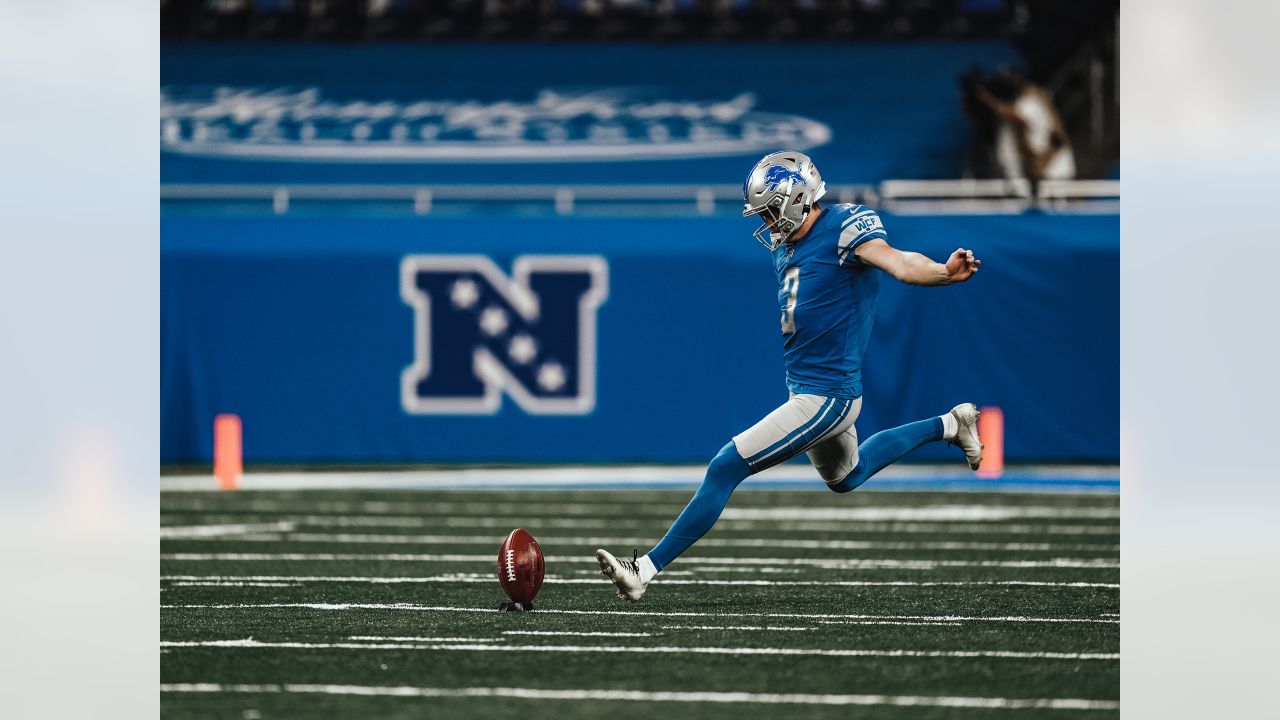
top-left (944, 248), bottom-right (981, 283)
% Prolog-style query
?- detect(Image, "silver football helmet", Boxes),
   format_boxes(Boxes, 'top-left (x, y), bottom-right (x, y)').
top-left (742, 151), bottom-right (827, 250)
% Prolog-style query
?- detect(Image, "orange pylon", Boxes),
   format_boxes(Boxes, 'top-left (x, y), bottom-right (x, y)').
top-left (976, 406), bottom-right (1004, 478)
top-left (214, 414), bottom-right (242, 490)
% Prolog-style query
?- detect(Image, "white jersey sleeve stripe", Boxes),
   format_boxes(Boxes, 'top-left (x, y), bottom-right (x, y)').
top-left (837, 208), bottom-right (887, 267)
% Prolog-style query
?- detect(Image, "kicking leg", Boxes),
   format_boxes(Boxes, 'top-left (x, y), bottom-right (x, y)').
top-left (824, 402), bottom-right (982, 494)
top-left (646, 441), bottom-right (751, 571)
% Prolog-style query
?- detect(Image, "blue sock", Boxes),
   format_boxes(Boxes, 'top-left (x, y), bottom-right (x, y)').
top-left (647, 441), bottom-right (752, 571)
top-left (829, 417), bottom-right (944, 494)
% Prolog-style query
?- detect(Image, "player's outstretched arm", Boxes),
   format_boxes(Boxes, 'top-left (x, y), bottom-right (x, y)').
top-left (854, 239), bottom-right (980, 286)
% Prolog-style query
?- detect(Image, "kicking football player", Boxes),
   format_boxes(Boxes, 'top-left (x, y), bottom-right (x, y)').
top-left (596, 151), bottom-right (984, 602)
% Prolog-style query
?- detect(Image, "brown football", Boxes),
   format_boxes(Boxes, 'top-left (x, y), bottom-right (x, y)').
top-left (497, 527), bottom-right (545, 604)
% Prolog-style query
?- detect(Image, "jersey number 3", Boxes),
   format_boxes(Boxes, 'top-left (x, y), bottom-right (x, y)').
top-left (780, 267), bottom-right (800, 335)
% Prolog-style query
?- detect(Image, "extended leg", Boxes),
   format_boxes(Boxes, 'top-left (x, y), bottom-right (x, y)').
top-left (649, 394), bottom-right (855, 570)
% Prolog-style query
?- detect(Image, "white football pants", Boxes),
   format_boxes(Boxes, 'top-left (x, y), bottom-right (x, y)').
top-left (732, 393), bottom-right (863, 483)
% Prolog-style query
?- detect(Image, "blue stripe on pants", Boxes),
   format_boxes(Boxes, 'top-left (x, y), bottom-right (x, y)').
top-left (744, 397), bottom-right (834, 468)
top-left (752, 398), bottom-right (852, 472)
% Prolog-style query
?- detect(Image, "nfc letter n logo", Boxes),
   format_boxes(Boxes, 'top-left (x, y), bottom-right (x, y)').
top-left (400, 255), bottom-right (609, 415)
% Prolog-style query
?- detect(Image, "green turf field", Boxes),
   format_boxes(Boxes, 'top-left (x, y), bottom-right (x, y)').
top-left (160, 484), bottom-right (1119, 718)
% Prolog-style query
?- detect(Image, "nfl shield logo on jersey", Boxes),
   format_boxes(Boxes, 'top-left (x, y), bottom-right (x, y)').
top-left (400, 255), bottom-right (609, 415)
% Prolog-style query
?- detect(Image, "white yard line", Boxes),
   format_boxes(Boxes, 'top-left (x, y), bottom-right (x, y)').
top-left (163, 552), bottom-right (489, 562)
top-left (165, 515), bottom-right (617, 530)
top-left (159, 522), bottom-right (296, 539)
top-left (661, 626), bottom-right (819, 631)
top-left (158, 638), bottom-right (1119, 661)
top-left (718, 521), bottom-right (1119, 535)
top-left (720, 506), bottom-right (1120, 521)
top-left (159, 574), bottom-right (1118, 589)
top-left (166, 531), bottom-right (1118, 553)
top-left (500, 631), bottom-right (656, 637)
top-left (159, 500), bottom-right (1119, 521)
top-left (159, 683), bottom-right (1120, 710)
top-left (347, 636), bottom-right (498, 643)
top-left (161, 603), bottom-right (1120, 624)
top-left (160, 552), bottom-right (1119, 570)
top-left (160, 514), bottom-right (1120, 536)
top-left (815, 620), bottom-right (964, 626)
top-left (161, 500), bottom-right (702, 516)
top-left (168, 581), bottom-right (300, 588)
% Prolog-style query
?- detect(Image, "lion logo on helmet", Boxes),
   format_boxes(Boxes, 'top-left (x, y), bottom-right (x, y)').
top-left (763, 164), bottom-right (809, 192)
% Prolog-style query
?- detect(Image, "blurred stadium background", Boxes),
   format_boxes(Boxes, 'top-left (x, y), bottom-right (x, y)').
top-left (161, 2), bottom-right (1120, 716)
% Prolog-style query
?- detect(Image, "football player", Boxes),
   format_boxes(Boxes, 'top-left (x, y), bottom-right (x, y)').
top-left (596, 151), bottom-right (984, 602)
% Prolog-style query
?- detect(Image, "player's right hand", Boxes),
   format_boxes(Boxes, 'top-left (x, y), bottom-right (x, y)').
top-left (945, 248), bottom-right (981, 283)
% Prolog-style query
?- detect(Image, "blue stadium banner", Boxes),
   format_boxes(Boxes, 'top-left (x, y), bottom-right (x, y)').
top-left (161, 42), bottom-right (1023, 185)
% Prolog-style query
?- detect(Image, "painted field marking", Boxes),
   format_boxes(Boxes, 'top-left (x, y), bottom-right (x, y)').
top-left (159, 500), bottom-right (1119, 521)
top-left (159, 683), bottom-right (1119, 710)
top-left (159, 574), bottom-right (1119, 589)
top-left (161, 603), bottom-right (1120, 625)
top-left (718, 506), bottom-right (1119, 522)
top-left (166, 514), bottom-right (617, 530)
top-left (347, 636), bottom-right (498, 643)
top-left (159, 638), bottom-right (1119, 661)
top-left (160, 499), bottom-right (698, 516)
top-left (160, 514), bottom-right (1120, 536)
top-left (160, 552), bottom-right (1119, 570)
top-left (500, 631), bottom-right (655, 638)
top-left (166, 531), bottom-right (1119, 553)
top-left (815, 620), bottom-right (964, 627)
top-left (168, 581), bottom-right (299, 588)
top-left (159, 522), bottom-right (296, 539)
top-left (716, 521), bottom-right (1119, 535)
top-left (661, 625), bottom-right (818, 632)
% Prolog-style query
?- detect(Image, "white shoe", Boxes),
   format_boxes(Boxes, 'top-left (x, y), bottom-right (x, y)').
top-left (949, 403), bottom-right (984, 470)
top-left (595, 548), bottom-right (648, 603)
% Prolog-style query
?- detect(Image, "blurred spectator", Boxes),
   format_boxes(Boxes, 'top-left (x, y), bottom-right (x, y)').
top-left (163, 0), bottom-right (1025, 38)
top-left (966, 68), bottom-right (1075, 182)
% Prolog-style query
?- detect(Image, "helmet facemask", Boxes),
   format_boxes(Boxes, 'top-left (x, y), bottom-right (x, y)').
top-left (745, 195), bottom-right (803, 250)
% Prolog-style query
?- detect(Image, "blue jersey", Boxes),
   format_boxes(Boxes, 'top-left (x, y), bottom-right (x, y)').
top-left (770, 203), bottom-right (887, 399)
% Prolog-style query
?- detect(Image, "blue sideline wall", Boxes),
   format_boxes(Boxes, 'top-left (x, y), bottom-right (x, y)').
top-left (161, 213), bottom-right (1119, 465)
